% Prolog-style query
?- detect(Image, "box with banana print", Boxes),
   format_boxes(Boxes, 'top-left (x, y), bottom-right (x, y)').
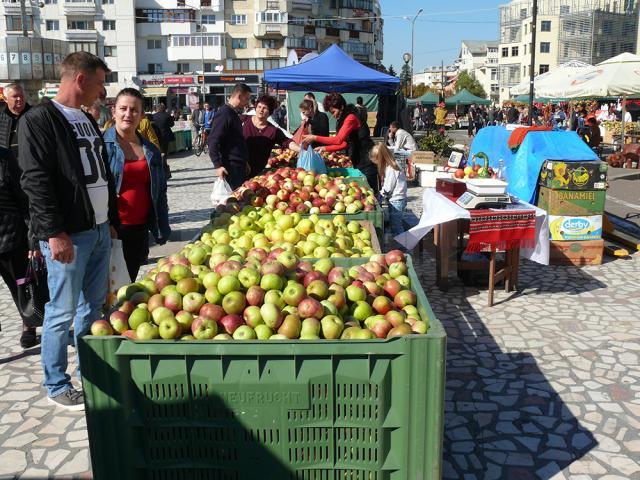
top-left (549, 215), bottom-right (603, 241)
top-left (538, 160), bottom-right (607, 191)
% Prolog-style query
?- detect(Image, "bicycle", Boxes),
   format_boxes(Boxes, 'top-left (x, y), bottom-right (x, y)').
top-left (193, 126), bottom-right (209, 157)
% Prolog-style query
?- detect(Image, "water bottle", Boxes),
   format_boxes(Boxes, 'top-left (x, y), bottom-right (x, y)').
top-left (497, 159), bottom-right (507, 182)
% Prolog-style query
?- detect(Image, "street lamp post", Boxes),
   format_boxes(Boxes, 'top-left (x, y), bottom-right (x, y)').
top-left (403, 52), bottom-right (411, 97)
top-left (409, 8), bottom-right (423, 99)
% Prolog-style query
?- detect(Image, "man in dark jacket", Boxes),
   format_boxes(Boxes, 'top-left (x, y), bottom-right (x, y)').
top-left (152, 103), bottom-right (175, 179)
top-left (207, 83), bottom-right (252, 189)
top-left (18, 52), bottom-right (119, 411)
top-left (0, 83), bottom-right (30, 158)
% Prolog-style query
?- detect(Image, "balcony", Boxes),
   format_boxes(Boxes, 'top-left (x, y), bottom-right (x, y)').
top-left (167, 44), bottom-right (224, 62)
top-left (2, 0), bottom-right (33, 14)
top-left (66, 29), bottom-right (98, 41)
top-left (290, 0), bottom-right (313, 11)
top-left (325, 27), bottom-right (340, 37)
top-left (255, 23), bottom-right (287, 38)
top-left (63, 0), bottom-right (96, 15)
top-left (136, 22), bottom-right (195, 37)
top-left (199, 0), bottom-right (222, 10)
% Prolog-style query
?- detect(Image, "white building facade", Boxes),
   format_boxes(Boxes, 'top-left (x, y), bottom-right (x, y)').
top-left (458, 40), bottom-right (499, 101)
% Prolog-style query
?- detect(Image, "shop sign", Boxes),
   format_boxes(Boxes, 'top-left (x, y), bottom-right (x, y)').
top-left (165, 76), bottom-right (194, 85)
top-left (203, 74), bottom-right (260, 84)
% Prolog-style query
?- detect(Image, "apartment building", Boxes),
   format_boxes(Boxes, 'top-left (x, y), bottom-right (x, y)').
top-left (498, 0), bottom-right (639, 102)
top-left (458, 40), bottom-right (500, 101)
top-left (412, 65), bottom-right (459, 93)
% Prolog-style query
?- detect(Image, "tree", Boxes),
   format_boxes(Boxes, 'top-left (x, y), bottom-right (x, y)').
top-left (412, 83), bottom-right (432, 98)
top-left (455, 71), bottom-right (487, 98)
top-left (387, 64), bottom-right (397, 77)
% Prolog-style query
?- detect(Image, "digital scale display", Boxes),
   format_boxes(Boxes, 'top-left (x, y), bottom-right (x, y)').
top-left (456, 192), bottom-right (513, 209)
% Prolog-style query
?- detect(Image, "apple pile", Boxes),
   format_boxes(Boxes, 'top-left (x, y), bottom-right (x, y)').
top-left (322, 152), bottom-right (352, 168)
top-left (205, 212), bottom-right (376, 258)
top-left (90, 250), bottom-right (428, 341)
top-left (227, 167), bottom-right (376, 215)
top-left (266, 148), bottom-right (298, 169)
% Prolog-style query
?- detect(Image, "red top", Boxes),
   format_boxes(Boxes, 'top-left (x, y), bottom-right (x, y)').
top-left (118, 157), bottom-right (151, 225)
top-left (314, 113), bottom-right (360, 152)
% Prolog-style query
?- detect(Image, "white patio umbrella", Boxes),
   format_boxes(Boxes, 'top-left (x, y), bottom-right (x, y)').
top-left (537, 52), bottom-right (640, 144)
top-left (509, 60), bottom-right (591, 97)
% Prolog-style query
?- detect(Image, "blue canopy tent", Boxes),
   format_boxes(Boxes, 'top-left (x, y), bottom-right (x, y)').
top-left (471, 127), bottom-right (598, 204)
top-left (263, 45), bottom-right (400, 95)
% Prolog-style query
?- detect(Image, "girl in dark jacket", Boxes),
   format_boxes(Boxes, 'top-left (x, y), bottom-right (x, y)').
top-left (302, 92), bottom-right (379, 194)
top-left (0, 146), bottom-right (39, 347)
top-left (104, 88), bottom-right (171, 281)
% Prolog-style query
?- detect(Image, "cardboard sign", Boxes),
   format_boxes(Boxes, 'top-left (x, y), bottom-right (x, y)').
top-left (538, 187), bottom-right (606, 216)
top-left (549, 215), bottom-right (603, 241)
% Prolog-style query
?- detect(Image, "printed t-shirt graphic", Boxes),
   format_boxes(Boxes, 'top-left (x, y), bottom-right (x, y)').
top-left (52, 100), bottom-right (109, 225)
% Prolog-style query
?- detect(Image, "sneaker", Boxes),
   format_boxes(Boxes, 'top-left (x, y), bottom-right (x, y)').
top-left (48, 387), bottom-right (84, 411)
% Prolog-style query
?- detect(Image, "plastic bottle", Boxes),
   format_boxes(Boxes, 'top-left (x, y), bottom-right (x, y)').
top-left (497, 159), bottom-right (507, 182)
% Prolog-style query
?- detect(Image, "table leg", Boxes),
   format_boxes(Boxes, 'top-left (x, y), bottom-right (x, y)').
top-left (436, 221), bottom-right (453, 291)
top-left (512, 246), bottom-right (521, 291)
top-left (488, 246), bottom-right (496, 307)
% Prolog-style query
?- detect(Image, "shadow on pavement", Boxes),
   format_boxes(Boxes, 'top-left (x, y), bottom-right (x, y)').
top-left (0, 346), bottom-right (41, 365)
top-left (412, 253), bottom-right (598, 479)
top-left (167, 208), bottom-right (213, 225)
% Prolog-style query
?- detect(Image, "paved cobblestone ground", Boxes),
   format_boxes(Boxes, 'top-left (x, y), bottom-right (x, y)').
top-left (0, 153), bottom-right (639, 479)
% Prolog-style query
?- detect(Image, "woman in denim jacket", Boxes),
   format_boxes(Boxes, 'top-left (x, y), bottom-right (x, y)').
top-left (104, 88), bottom-right (171, 281)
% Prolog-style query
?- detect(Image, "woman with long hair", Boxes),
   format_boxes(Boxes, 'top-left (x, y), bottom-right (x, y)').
top-left (104, 88), bottom-right (171, 281)
top-left (370, 143), bottom-right (407, 236)
top-left (302, 92), bottom-right (379, 194)
top-left (290, 98), bottom-right (330, 150)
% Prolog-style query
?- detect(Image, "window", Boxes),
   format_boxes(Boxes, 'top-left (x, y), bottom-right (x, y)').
top-left (170, 34), bottom-right (224, 47)
top-left (623, 22), bottom-right (635, 36)
top-left (148, 63), bottom-right (163, 74)
top-left (255, 11), bottom-right (286, 23)
top-left (262, 39), bottom-right (280, 49)
top-left (201, 14), bottom-right (216, 24)
top-left (147, 39), bottom-right (161, 49)
top-left (68, 42), bottom-right (97, 55)
top-left (610, 43), bottom-right (617, 56)
top-left (68, 20), bottom-right (95, 30)
top-left (602, 21), bottom-right (612, 34)
top-left (490, 68), bottom-right (498, 81)
top-left (136, 9), bottom-right (196, 23)
top-left (511, 46), bottom-right (518, 56)
top-left (541, 20), bottom-right (551, 32)
top-left (104, 46), bottom-right (117, 56)
top-left (226, 58), bottom-right (284, 71)
top-left (519, 8), bottom-right (527, 19)
top-left (230, 14), bottom-right (246, 25)
top-left (621, 42), bottom-right (634, 53)
top-left (286, 37), bottom-right (317, 49)
top-left (232, 38), bottom-right (247, 49)
top-left (502, 47), bottom-right (509, 57)
top-left (559, 5), bottom-right (569, 14)
top-left (204, 62), bottom-right (220, 72)
top-left (339, 0), bottom-right (373, 8)
top-left (539, 64), bottom-right (549, 74)
top-left (488, 47), bottom-right (498, 53)
top-left (105, 71), bottom-right (118, 83)
top-left (540, 42), bottom-right (550, 53)
top-left (44, 0), bottom-right (57, 3)
top-left (524, 44), bottom-right (527, 55)
top-left (6, 15), bottom-right (33, 31)
top-left (491, 84), bottom-right (499, 95)
top-left (102, 0), bottom-right (114, 4)
top-left (103, 20), bottom-right (115, 30)
top-left (177, 62), bottom-right (190, 73)
top-left (46, 20), bottom-right (59, 30)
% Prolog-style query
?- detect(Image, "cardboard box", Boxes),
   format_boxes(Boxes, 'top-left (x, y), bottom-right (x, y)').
top-left (418, 170), bottom-right (450, 188)
top-left (538, 187), bottom-right (606, 216)
top-left (538, 160), bottom-right (608, 190)
top-left (549, 215), bottom-right (603, 241)
top-left (411, 151), bottom-right (436, 164)
top-left (550, 240), bottom-right (604, 266)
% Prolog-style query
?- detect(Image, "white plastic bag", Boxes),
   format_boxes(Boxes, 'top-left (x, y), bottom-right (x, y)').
top-left (210, 177), bottom-right (233, 207)
top-left (107, 239), bottom-right (130, 307)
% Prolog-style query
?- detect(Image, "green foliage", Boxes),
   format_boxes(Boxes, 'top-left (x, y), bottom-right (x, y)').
top-left (418, 132), bottom-right (454, 158)
top-left (387, 64), bottom-right (397, 77)
top-left (455, 71), bottom-right (487, 98)
top-left (412, 83), bottom-right (432, 98)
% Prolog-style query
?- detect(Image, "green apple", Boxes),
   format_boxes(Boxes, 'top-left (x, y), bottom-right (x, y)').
top-left (282, 282), bottom-right (305, 306)
top-left (254, 324), bottom-right (273, 340)
top-left (320, 315), bottom-right (344, 339)
top-left (136, 322), bottom-right (159, 340)
top-left (128, 308), bottom-right (150, 330)
top-left (243, 305), bottom-right (264, 328)
top-left (314, 258), bottom-right (334, 275)
top-left (159, 317), bottom-right (182, 339)
top-left (175, 310), bottom-right (194, 330)
top-left (261, 273), bottom-right (284, 291)
top-left (320, 300), bottom-right (338, 316)
top-left (300, 317), bottom-right (321, 337)
top-left (260, 303), bottom-right (283, 329)
top-left (204, 287), bottom-right (223, 305)
top-left (222, 291), bottom-right (246, 315)
top-left (352, 301), bottom-right (373, 321)
top-left (151, 307), bottom-right (174, 325)
top-left (202, 271), bottom-right (221, 290)
top-left (264, 290), bottom-right (285, 309)
top-left (346, 284), bottom-right (367, 302)
top-left (233, 325), bottom-right (257, 340)
top-left (218, 276), bottom-right (242, 295)
top-left (238, 267), bottom-right (261, 289)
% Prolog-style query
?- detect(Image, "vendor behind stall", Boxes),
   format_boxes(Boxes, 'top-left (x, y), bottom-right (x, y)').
top-left (242, 94), bottom-right (297, 178)
top-left (303, 92), bottom-right (379, 194)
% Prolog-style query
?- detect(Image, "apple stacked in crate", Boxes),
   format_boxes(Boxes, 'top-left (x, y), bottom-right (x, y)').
top-left (537, 160), bottom-right (608, 266)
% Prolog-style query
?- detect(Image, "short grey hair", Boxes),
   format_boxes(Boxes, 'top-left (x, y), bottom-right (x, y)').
top-left (4, 83), bottom-right (24, 95)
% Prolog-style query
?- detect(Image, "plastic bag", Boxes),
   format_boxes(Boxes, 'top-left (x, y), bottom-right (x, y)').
top-left (210, 177), bottom-right (233, 207)
top-left (107, 239), bottom-right (130, 307)
top-left (297, 146), bottom-right (327, 174)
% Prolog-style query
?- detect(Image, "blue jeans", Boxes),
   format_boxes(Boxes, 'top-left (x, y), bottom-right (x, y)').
top-left (388, 199), bottom-right (407, 236)
top-left (40, 222), bottom-right (111, 398)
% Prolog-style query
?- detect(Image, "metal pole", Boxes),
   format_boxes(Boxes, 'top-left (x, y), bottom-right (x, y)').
top-left (441, 60), bottom-right (445, 100)
top-left (410, 8), bottom-right (423, 99)
top-left (201, 25), bottom-right (206, 104)
top-left (621, 95), bottom-right (627, 147)
top-left (19, 0), bottom-right (28, 37)
top-left (528, 0), bottom-right (538, 126)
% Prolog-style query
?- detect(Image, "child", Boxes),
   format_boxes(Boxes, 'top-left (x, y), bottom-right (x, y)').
top-left (370, 143), bottom-right (408, 236)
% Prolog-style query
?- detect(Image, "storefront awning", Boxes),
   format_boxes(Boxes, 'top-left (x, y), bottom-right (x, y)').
top-left (143, 87), bottom-right (168, 97)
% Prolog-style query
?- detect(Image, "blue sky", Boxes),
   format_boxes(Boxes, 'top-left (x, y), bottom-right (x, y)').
top-left (380, 0), bottom-right (503, 72)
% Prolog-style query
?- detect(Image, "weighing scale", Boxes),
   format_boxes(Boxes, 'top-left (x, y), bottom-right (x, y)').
top-left (456, 191), bottom-right (513, 209)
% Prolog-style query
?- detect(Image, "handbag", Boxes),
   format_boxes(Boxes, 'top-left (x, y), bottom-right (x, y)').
top-left (16, 256), bottom-right (50, 329)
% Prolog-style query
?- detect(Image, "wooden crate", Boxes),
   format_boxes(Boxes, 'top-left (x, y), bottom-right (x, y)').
top-left (549, 240), bottom-right (604, 266)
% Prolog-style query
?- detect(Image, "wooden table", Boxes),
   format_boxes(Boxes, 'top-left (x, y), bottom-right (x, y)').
top-left (431, 220), bottom-right (520, 307)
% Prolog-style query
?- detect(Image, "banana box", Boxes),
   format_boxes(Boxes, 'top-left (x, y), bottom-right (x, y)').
top-left (549, 215), bottom-right (603, 241)
top-left (538, 160), bottom-right (607, 191)
top-left (538, 187), bottom-right (606, 216)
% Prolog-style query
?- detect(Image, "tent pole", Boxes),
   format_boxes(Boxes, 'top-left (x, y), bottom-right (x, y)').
top-left (621, 95), bottom-right (627, 148)
top-left (528, 0), bottom-right (537, 126)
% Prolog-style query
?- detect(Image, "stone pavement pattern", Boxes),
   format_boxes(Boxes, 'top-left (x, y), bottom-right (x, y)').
top-left (0, 153), bottom-right (639, 479)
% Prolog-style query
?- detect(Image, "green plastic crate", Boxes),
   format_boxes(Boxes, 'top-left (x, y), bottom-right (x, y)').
top-left (79, 256), bottom-right (445, 480)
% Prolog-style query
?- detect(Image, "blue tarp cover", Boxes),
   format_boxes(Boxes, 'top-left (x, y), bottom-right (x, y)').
top-left (470, 127), bottom-right (599, 204)
top-left (264, 45), bottom-right (400, 95)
